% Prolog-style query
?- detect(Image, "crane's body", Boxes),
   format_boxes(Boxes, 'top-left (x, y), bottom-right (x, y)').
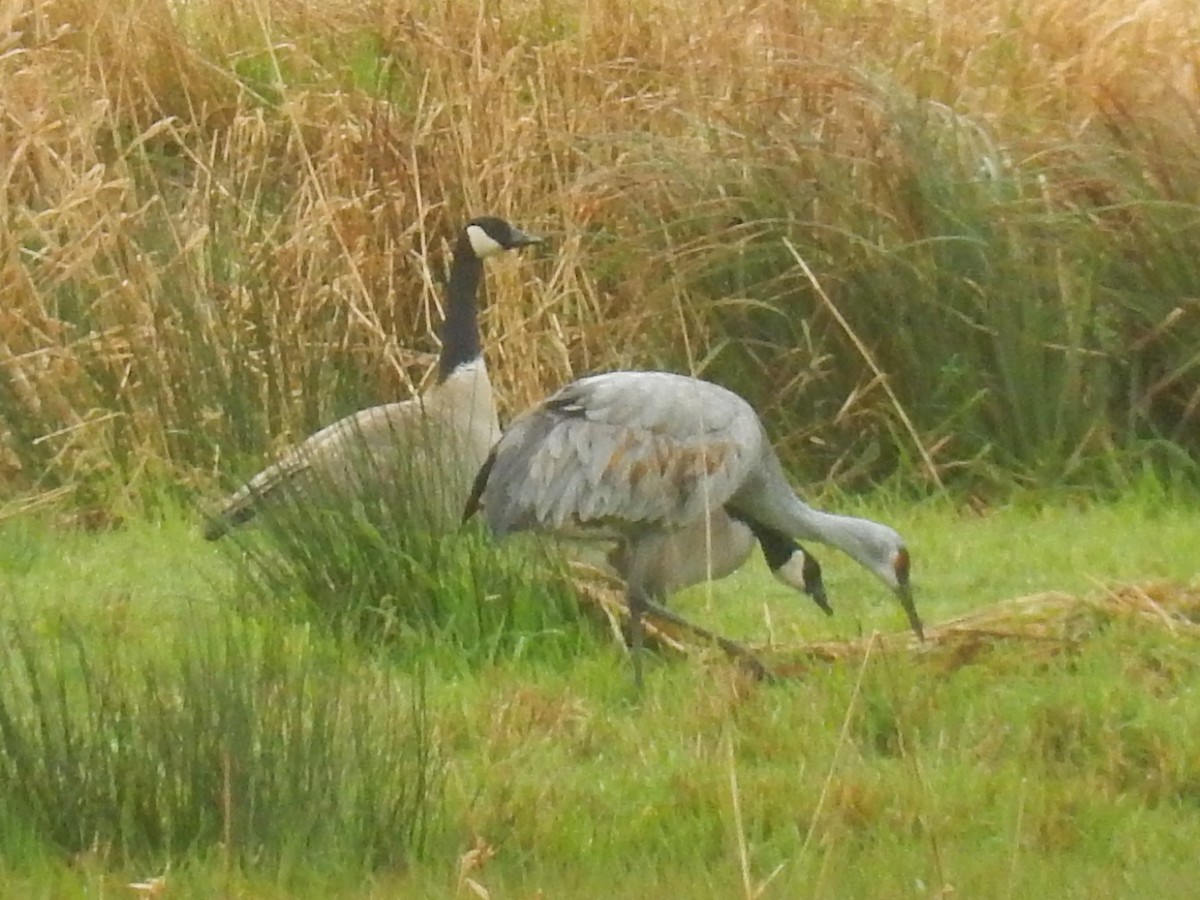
top-left (604, 511), bottom-right (831, 614)
top-left (203, 217), bottom-right (540, 540)
top-left (466, 371), bottom-right (922, 687)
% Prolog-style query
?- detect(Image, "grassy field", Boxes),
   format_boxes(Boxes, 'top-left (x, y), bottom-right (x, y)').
top-left (2, 0), bottom-right (1200, 895)
top-left (1, 497), bottom-right (1198, 898)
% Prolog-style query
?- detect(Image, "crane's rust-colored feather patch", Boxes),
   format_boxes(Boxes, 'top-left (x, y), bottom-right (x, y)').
top-left (702, 443), bottom-right (732, 475)
top-left (603, 442), bottom-right (629, 478)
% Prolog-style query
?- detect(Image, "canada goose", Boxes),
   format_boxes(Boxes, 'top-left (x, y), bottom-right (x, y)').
top-left (604, 514), bottom-right (831, 615)
top-left (202, 216), bottom-right (541, 540)
top-left (464, 371), bottom-right (922, 688)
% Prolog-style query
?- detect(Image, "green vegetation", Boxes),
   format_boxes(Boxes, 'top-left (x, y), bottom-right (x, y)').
top-left (2, 501), bottom-right (1198, 897)
top-left (1, 0), bottom-right (1198, 896)
top-left (225, 465), bottom-right (596, 670)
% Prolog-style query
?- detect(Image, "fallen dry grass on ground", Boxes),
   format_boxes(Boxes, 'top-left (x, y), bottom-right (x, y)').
top-left (575, 567), bottom-right (1200, 676)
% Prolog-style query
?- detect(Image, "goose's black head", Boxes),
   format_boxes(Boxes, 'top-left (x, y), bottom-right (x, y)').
top-left (464, 217), bottom-right (543, 259)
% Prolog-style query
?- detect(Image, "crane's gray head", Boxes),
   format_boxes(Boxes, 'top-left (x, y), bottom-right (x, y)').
top-left (845, 523), bottom-right (923, 640)
top-left (465, 216), bottom-right (543, 259)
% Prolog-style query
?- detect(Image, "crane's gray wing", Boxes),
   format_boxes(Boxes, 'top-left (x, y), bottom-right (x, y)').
top-left (470, 372), bottom-right (765, 537)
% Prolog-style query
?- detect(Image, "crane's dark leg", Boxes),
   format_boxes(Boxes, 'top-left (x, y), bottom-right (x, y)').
top-left (617, 541), bottom-right (658, 691)
top-left (626, 585), bottom-right (648, 691)
top-left (640, 598), bottom-right (772, 681)
top-left (620, 536), bottom-right (772, 686)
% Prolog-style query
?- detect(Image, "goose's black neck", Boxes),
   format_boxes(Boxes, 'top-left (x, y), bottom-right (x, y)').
top-left (745, 519), bottom-right (795, 570)
top-left (437, 232), bottom-right (484, 383)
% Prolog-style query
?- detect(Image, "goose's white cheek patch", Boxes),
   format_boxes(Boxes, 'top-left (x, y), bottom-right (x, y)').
top-left (772, 550), bottom-right (808, 590)
top-left (466, 224), bottom-right (505, 258)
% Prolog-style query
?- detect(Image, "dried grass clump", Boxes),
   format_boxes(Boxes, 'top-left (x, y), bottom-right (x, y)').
top-left (3, 0), bottom-right (1199, 512)
top-left (775, 581), bottom-right (1200, 676)
top-left (571, 566), bottom-right (1200, 678)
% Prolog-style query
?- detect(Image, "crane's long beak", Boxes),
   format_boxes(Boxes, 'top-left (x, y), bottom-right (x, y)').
top-left (891, 547), bottom-right (923, 640)
top-left (896, 581), bottom-right (924, 640)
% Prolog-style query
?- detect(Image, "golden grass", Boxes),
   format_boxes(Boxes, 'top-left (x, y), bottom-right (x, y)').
top-left (2, 0), bottom-right (1198, 503)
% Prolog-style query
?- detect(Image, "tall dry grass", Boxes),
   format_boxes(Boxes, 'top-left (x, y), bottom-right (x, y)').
top-left (2, 0), bottom-right (1198, 515)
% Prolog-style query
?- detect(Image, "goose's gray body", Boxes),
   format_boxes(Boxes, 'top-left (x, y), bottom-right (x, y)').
top-left (466, 371), bottom-right (922, 686)
top-left (203, 217), bottom-right (539, 540)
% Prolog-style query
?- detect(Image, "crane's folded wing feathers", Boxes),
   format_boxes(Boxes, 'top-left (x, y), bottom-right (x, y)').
top-left (479, 372), bottom-right (765, 536)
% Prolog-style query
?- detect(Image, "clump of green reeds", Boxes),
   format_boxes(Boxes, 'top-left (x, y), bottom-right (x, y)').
top-left (0, 611), bottom-right (440, 873)
top-left (212, 437), bottom-right (598, 670)
top-left (572, 82), bottom-right (1200, 491)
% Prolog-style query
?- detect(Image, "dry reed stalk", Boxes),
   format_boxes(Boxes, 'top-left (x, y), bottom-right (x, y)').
top-left (2, 0), bottom-right (1197, 502)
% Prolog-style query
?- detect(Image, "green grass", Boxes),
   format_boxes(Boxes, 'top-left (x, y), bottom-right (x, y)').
top-left (1, 497), bottom-right (1197, 897)
top-left (0, 516), bottom-right (441, 881)
top-left (213, 453), bottom-right (597, 672)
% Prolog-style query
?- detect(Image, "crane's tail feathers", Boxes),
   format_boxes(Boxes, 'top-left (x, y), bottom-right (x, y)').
top-left (464, 407), bottom-right (560, 534)
top-left (200, 481), bottom-right (269, 540)
top-left (462, 448), bottom-right (497, 525)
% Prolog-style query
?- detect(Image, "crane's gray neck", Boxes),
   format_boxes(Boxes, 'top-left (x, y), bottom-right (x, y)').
top-left (736, 471), bottom-right (884, 574)
top-left (437, 233), bottom-right (484, 383)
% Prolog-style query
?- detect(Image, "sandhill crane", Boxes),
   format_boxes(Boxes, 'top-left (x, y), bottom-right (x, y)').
top-left (464, 371), bottom-right (922, 688)
top-left (202, 216), bottom-right (541, 540)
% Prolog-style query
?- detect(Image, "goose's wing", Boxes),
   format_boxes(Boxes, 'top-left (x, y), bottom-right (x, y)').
top-left (466, 372), bottom-right (765, 537)
top-left (202, 400), bottom-right (419, 539)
